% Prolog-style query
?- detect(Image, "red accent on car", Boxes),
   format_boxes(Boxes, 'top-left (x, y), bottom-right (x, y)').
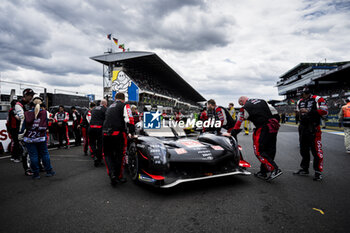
top-left (138, 150), bottom-right (148, 160)
top-left (142, 170), bottom-right (165, 180)
top-left (239, 160), bottom-right (251, 168)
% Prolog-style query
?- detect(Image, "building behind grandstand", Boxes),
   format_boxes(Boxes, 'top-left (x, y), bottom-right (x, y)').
top-left (275, 61), bottom-right (350, 126)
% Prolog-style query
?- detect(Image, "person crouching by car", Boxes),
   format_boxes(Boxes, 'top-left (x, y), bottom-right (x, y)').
top-left (89, 99), bottom-right (107, 167)
top-left (54, 105), bottom-right (69, 149)
top-left (103, 93), bottom-right (135, 186)
top-left (22, 95), bottom-right (55, 179)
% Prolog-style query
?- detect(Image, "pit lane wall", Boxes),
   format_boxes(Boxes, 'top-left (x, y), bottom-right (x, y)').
top-left (0, 120), bottom-right (11, 153)
top-left (285, 113), bottom-right (341, 127)
top-left (0, 119), bottom-right (77, 153)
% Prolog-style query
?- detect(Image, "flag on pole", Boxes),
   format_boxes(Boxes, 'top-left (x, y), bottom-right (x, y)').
top-left (113, 38), bottom-right (118, 46)
top-left (127, 48), bottom-right (130, 52)
top-left (119, 44), bottom-right (124, 50)
top-left (107, 34), bottom-right (112, 40)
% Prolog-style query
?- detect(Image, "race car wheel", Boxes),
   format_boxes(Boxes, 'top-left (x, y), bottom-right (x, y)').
top-left (128, 142), bottom-right (139, 181)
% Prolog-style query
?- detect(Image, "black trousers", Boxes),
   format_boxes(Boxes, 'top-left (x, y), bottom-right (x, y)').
top-left (57, 124), bottom-right (69, 146)
top-left (89, 127), bottom-right (103, 161)
top-left (298, 124), bottom-right (323, 172)
top-left (103, 133), bottom-right (127, 179)
top-left (8, 129), bottom-right (21, 160)
top-left (73, 125), bottom-right (81, 146)
top-left (253, 125), bottom-right (279, 173)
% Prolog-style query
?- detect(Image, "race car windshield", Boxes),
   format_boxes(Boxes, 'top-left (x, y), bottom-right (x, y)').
top-left (144, 126), bottom-right (186, 138)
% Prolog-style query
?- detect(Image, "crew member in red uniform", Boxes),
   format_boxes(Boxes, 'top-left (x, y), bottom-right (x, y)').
top-left (233, 96), bottom-right (282, 181)
top-left (103, 93), bottom-right (135, 186)
top-left (71, 106), bottom-right (82, 146)
top-left (294, 87), bottom-right (328, 181)
top-left (81, 102), bottom-right (95, 156)
top-left (206, 99), bottom-right (236, 134)
top-left (54, 105), bottom-right (70, 149)
top-left (6, 100), bottom-right (20, 162)
top-left (89, 99), bottom-right (107, 167)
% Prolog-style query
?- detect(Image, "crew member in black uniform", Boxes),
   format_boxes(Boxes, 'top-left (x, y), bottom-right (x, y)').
top-left (294, 87), bottom-right (328, 181)
top-left (206, 99), bottom-right (236, 134)
top-left (81, 102), bottom-right (96, 156)
top-left (71, 106), bottom-right (81, 146)
top-left (54, 105), bottom-right (70, 148)
top-left (103, 93), bottom-right (135, 186)
top-left (89, 99), bottom-right (107, 167)
top-left (233, 96), bottom-right (282, 181)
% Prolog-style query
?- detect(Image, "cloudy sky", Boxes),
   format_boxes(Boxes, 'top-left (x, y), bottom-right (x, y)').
top-left (1, 0), bottom-right (350, 106)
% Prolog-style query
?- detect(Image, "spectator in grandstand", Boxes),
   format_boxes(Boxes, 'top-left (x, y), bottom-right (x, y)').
top-left (22, 95), bottom-right (55, 179)
top-left (16, 88), bottom-right (35, 176)
top-left (338, 97), bottom-right (350, 153)
top-left (71, 106), bottom-right (82, 146)
top-left (228, 103), bottom-right (236, 120)
top-left (6, 100), bottom-right (20, 162)
top-left (206, 99), bottom-right (236, 134)
top-left (54, 105), bottom-right (70, 149)
top-left (89, 99), bottom-right (107, 167)
top-left (294, 87), bottom-right (328, 181)
top-left (232, 96), bottom-right (282, 181)
top-left (81, 102), bottom-right (96, 156)
top-left (102, 93), bottom-right (135, 186)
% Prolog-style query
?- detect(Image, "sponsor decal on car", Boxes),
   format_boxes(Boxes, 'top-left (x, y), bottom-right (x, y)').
top-left (211, 145), bottom-right (224, 150)
top-left (175, 148), bottom-right (187, 154)
top-left (180, 140), bottom-right (205, 148)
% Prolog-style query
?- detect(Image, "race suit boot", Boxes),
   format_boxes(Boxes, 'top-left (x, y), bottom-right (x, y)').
top-left (313, 171), bottom-right (323, 181)
top-left (254, 171), bottom-right (267, 180)
top-left (266, 169), bottom-right (283, 181)
top-left (293, 169), bottom-right (309, 176)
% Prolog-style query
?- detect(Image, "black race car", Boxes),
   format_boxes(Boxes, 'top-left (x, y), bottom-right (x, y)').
top-left (127, 124), bottom-right (251, 188)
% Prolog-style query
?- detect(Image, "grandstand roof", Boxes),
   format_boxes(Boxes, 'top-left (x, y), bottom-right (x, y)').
top-left (278, 61), bottom-right (350, 81)
top-left (90, 51), bottom-right (206, 102)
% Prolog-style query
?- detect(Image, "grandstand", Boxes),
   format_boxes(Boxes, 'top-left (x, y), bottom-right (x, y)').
top-left (90, 51), bottom-right (206, 112)
top-left (275, 61), bottom-right (350, 126)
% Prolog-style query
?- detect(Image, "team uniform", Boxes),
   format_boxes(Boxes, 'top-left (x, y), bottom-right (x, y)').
top-left (206, 106), bottom-right (235, 134)
top-left (81, 109), bottom-right (91, 155)
top-left (89, 105), bottom-right (107, 166)
top-left (72, 111), bottom-right (82, 146)
top-left (339, 101), bottom-right (350, 153)
top-left (6, 106), bottom-right (20, 161)
top-left (234, 99), bottom-right (281, 180)
top-left (54, 111), bottom-right (70, 148)
top-left (15, 99), bottom-right (33, 175)
top-left (102, 100), bottom-right (135, 185)
top-left (296, 95), bottom-right (328, 175)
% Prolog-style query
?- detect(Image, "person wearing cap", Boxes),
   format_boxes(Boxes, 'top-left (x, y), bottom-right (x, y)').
top-left (89, 99), bottom-right (107, 167)
top-left (16, 88), bottom-right (35, 176)
top-left (102, 92), bottom-right (135, 186)
top-left (22, 95), bottom-right (55, 179)
top-left (294, 87), bottom-right (328, 181)
top-left (71, 106), bottom-right (82, 146)
top-left (232, 96), bottom-right (282, 181)
top-left (54, 105), bottom-right (70, 149)
top-left (339, 97), bottom-right (350, 153)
